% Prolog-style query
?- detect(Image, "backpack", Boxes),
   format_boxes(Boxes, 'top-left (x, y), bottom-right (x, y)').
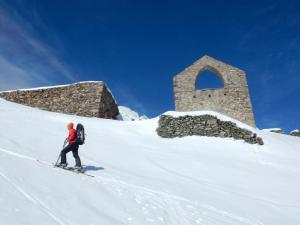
top-left (75, 123), bottom-right (85, 145)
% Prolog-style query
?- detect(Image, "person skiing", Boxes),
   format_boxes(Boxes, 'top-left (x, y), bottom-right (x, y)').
top-left (58, 122), bottom-right (82, 169)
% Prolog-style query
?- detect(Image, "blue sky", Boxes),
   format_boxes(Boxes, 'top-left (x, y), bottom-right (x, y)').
top-left (0, 0), bottom-right (299, 132)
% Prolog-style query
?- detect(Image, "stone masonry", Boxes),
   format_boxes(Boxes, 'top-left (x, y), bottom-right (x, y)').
top-left (156, 114), bottom-right (264, 145)
top-left (173, 55), bottom-right (256, 127)
top-left (0, 81), bottom-right (119, 119)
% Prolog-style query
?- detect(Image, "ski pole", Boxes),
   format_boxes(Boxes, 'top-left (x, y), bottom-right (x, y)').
top-left (55, 139), bottom-right (68, 165)
top-left (55, 153), bottom-right (61, 166)
top-left (63, 138), bottom-right (68, 148)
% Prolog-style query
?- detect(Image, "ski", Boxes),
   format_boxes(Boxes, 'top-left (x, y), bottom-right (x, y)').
top-left (36, 159), bottom-right (94, 177)
top-left (53, 165), bottom-right (95, 177)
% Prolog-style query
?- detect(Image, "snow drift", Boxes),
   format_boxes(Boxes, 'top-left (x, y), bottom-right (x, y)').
top-left (0, 98), bottom-right (300, 225)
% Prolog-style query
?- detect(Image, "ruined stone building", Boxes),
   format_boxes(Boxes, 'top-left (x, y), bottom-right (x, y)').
top-left (173, 55), bottom-right (256, 127)
top-left (0, 81), bottom-right (119, 119)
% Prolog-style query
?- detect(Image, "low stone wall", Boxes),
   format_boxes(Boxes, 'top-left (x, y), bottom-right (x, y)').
top-left (156, 114), bottom-right (264, 145)
top-left (0, 81), bottom-right (119, 119)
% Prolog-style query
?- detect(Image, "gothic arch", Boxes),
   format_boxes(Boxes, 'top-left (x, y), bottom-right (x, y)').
top-left (195, 66), bottom-right (224, 90)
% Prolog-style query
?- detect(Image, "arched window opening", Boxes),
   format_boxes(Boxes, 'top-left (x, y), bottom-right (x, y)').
top-left (195, 70), bottom-right (224, 90)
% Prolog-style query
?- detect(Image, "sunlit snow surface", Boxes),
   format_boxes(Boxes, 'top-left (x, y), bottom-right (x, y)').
top-left (0, 98), bottom-right (300, 225)
top-left (118, 106), bottom-right (148, 121)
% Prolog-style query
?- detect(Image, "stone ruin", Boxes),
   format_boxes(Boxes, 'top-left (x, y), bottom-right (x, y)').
top-left (0, 81), bottom-right (119, 119)
top-left (173, 55), bottom-right (256, 127)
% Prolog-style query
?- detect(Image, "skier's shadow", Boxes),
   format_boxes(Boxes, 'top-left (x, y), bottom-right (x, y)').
top-left (83, 165), bottom-right (105, 171)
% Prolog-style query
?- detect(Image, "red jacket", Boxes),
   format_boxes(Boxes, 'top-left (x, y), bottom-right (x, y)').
top-left (67, 128), bottom-right (77, 144)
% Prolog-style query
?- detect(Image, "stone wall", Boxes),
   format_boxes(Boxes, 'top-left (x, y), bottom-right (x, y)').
top-left (0, 81), bottom-right (119, 119)
top-left (156, 114), bottom-right (264, 145)
top-left (173, 55), bottom-right (256, 127)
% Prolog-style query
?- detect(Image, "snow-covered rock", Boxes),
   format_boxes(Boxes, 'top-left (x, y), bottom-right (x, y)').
top-left (290, 129), bottom-right (300, 137)
top-left (0, 98), bottom-right (300, 225)
top-left (117, 106), bottom-right (148, 121)
top-left (262, 128), bottom-right (284, 134)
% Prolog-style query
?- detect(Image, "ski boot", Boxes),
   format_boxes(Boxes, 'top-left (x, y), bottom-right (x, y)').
top-left (73, 165), bottom-right (84, 172)
top-left (56, 163), bottom-right (68, 168)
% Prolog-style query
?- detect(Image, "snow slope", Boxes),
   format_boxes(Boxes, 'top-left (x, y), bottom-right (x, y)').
top-left (0, 98), bottom-right (300, 225)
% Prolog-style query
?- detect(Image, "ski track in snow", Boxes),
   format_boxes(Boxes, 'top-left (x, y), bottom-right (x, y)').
top-left (0, 147), bottom-right (265, 225)
top-left (0, 167), bottom-right (69, 225)
top-left (147, 156), bottom-right (300, 211)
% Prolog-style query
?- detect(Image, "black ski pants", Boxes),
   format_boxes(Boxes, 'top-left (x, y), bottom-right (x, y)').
top-left (60, 143), bottom-right (81, 167)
